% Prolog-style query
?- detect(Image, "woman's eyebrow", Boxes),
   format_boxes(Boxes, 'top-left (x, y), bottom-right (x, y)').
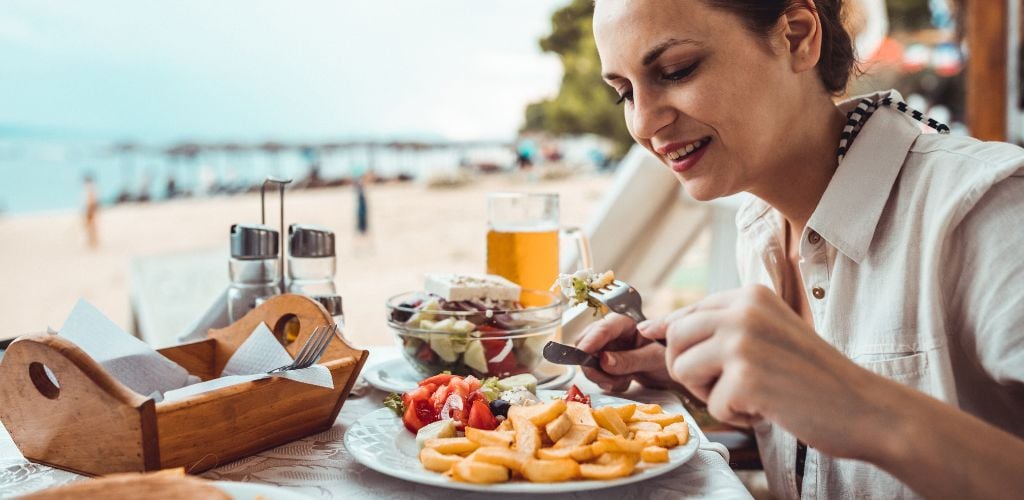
top-left (601, 38), bottom-right (703, 81)
top-left (642, 38), bottom-right (702, 66)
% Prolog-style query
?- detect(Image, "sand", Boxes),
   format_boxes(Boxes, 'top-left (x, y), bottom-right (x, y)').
top-left (0, 171), bottom-right (616, 347)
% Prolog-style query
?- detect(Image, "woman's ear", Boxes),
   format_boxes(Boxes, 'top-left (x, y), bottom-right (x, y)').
top-left (782, 1), bottom-right (823, 74)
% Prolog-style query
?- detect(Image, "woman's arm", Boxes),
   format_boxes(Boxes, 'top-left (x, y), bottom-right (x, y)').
top-left (639, 285), bottom-right (1024, 498)
top-left (865, 372), bottom-right (1024, 499)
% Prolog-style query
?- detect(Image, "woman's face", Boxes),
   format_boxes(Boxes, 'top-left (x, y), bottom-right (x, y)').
top-left (594, 0), bottom-right (809, 201)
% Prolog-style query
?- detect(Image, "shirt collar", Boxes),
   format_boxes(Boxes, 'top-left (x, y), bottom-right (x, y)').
top-left (735, 89), bottom-right (923, 262)
top-left (807, 89), bottom-right (921, 263)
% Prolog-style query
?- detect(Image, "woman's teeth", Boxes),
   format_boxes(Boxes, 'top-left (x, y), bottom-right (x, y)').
top-left (664, 138), bottom-right (710, 161)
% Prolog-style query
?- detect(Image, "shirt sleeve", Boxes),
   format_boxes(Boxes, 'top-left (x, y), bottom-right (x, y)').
top-left (946, 173), bottom-right (1024, 385)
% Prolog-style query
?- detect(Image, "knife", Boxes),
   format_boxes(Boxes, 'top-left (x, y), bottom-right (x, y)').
top-left (542, 336), bottom-right (666, 369)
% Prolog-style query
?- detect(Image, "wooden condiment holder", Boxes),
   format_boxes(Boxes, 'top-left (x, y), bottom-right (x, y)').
top-left (0, 294), bottom-right (368, 477)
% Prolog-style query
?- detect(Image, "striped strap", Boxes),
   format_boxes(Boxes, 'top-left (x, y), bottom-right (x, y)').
top-left (836, 96), bottom-right (950, 163)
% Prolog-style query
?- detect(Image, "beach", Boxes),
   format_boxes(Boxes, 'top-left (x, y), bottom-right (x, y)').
top-left (0, 171), bottom-right (618, 348)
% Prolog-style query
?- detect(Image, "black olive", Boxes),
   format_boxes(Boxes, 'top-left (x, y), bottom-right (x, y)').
top-left (489, 399), bottom-right (511, 418)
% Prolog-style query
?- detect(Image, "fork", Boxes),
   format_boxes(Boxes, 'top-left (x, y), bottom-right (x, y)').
top-left (267, 324), bottom-right (337, 374)
top-left (544, 278), bottom-right (663, 367)
top-left (589, 280), bottom-right (666, 346)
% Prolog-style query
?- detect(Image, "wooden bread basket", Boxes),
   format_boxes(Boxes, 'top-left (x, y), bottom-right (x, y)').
top-left (0, 294), bottom-right (368, 477)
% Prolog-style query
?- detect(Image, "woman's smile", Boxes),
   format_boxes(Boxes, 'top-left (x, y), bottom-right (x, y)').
top-left (657, 137), bottom-right (712, 173)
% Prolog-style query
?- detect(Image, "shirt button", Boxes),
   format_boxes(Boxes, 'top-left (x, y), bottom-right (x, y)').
top-left (812, 287), bottom-right (826, 299)
top-left (808, 231), bottom-right (821, 245)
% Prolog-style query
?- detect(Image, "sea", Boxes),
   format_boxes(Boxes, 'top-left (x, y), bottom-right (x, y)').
top-left (0, 136), bottom-right (527, 215)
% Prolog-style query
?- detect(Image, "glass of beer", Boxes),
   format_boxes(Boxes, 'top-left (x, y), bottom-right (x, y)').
top-left (486, 193), bottom-right (590, 306)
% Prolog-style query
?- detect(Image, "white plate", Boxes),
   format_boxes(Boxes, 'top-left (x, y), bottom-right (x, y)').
top-left (344, 390), bottom-right (700, 494)
top-left (362, 357), bottom-right (576, 394)
top-left (214, 481), bottom-right (313, 499)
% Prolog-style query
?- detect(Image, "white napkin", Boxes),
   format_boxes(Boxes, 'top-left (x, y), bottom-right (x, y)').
top-left (163, 322), bottom-right (334, 402)
top-left (57, 300), bottom-right (199, 401)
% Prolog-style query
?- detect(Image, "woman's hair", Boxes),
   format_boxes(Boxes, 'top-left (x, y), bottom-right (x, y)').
top-left (703, 0), bottom-right (855, 95)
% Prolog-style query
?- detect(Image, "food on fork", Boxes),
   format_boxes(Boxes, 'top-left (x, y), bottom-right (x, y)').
top-left (387, 373), bottom-right (690, 484)
top-left (551, 268), bottom-right (615, 311)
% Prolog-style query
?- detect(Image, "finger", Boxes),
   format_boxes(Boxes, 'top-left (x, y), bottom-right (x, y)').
top-left (575, 313), bottom-right (636, 354)
top-left (704, 364), bottom-right (760, 429)
top-left (580, 366), bottom-right (624, 388)
top-left (600, 342), bottom-right (665, 376)
top-left (667, 336), bottom-right (725, 401)
top-left (638, 289), bottom-right (742, 341)
top-left (581, 367), bottom-right (632, 393)
top-left (664, 310), bottom-right (728, 361)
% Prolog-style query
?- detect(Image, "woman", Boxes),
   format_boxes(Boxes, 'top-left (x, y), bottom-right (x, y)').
top-left (580, 0), bottom-right (1024, 498)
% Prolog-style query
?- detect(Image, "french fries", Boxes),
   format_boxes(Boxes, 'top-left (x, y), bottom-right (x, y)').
top-left (423, 437), bottom-right (479, 455)
top-left (593, 406), bottom-right (630, 436)
top-left (451, 460), bottom-right (509, 484)
top-left (545, 413), bottom-right (573, 442)
top-left (418, 397), bottom-right (691, 485)
top-left (465, 427), bottom-right (515, 448)
top-left (419, 447), bottom-right (463, 472)
top-left (554, 425), bottom-right (598, 448)
top-left (522, 458), bottom-right (580, 482)
top-left (642, 446), bottom-right (669, 463)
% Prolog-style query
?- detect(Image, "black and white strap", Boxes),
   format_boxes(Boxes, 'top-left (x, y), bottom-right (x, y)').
top-left (836, 96), bottom-right (951, 163)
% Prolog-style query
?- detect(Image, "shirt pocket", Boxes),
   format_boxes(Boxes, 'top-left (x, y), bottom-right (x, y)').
top-left (855, 351), bottom-right (928, 379)
top-left (853, 351), bottom-right (933, 396)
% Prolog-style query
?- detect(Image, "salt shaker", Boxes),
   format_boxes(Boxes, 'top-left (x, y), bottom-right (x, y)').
top-left (228, 223), bottom-right (280, 322)
top-left (287, 223), bottom-right (337, 295)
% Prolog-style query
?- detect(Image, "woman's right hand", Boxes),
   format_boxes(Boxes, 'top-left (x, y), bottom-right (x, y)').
top-left (574, 312), bottom-right (674, 392)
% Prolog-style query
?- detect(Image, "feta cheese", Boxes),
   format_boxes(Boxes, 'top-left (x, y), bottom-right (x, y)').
top-left (424, 273), bottom-right (521, 302)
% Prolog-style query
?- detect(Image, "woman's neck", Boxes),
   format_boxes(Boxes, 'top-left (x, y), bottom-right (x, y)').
top-left (750, 99), bottom-right (847, 238)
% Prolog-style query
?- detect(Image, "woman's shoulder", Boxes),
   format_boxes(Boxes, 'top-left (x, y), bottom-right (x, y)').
top-left (907, 132), bottom-right (1024, 174)
top-left (898, 133), bottom-right (1024, 234)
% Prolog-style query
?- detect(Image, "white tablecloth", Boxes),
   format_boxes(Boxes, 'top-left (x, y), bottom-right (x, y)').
top-left (0, 347), bottom-right (752, 499)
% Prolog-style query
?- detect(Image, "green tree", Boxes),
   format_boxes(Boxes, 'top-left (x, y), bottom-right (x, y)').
top-left (523, 0), bottom-right (635, 157)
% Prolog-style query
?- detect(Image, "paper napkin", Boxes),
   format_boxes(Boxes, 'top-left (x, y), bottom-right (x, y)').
top-left (163, 322), bottom-right (334, 402)
top-left (58, 299), bottom-right (199, 401)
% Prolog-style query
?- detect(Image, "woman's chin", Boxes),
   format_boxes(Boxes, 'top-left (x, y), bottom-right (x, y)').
top-left (678, 178), bottom-right (725, 202)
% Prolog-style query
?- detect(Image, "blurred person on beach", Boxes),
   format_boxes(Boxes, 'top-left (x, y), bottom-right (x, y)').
top-left (353, 171), bottom-right (373, 256)
top-left (577, 0), bottom-right (1024, 498)
top-left (515, 137), bottom-right (536, 169)
top-left (82, 173), bottom-right (99, 249)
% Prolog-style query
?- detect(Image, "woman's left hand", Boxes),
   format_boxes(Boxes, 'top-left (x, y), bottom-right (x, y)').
top-left (639, 284), bottom-right (889, 461)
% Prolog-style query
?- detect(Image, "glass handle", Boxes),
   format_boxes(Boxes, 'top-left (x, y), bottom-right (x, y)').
top-left (563, 226), bottom-right (593, 270)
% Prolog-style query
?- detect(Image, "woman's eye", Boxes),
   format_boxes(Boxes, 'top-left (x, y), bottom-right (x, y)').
top-left (615, 90), bottom-right (633, 105)
top-left (663, 61), bottom-right (700, 81)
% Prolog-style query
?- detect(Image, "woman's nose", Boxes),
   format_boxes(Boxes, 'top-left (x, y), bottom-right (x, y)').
top-left (630, 91), bottom-right (675, 140)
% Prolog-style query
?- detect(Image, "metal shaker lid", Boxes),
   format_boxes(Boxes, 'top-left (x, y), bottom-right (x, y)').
top-left (289, 223), bottom-right (335, 258)
top-left (230, 223), bottom-right (280, 259)
top-left (312, 294), bottom-right (343, 317)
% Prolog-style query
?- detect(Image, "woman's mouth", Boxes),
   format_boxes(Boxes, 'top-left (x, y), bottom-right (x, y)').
top-left (662, 137), bottom-right (711, 173)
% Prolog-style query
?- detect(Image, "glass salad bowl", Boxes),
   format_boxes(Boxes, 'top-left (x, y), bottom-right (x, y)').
top-left (386, 289), bottom-right (565, 378)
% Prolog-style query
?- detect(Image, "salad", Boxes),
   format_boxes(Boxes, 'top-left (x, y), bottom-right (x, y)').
top-left (384, 372), bottom-right (541, 434)
top-left (387, 274), bottom-right (563, 378)
top-left (551, 269), bottom-right (615, 313)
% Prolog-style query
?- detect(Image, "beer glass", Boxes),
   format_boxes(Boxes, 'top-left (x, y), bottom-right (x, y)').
top-left (486, 192), bottom-right (591, 305)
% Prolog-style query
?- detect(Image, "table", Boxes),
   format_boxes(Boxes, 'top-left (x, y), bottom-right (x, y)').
top-left (0, 347), bottom-right (753, 499)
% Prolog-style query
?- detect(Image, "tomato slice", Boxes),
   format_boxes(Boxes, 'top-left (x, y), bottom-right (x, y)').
top-left (402, 399), bottom-right (437, 433)
top-left (565, 384), bottom-right (591, 405)
top-left (419, 373), bottom-right (455, 387)
top-left (402, 384), bottom-right (435, 409)
top-left (466, 399), bottom-right (498, 430)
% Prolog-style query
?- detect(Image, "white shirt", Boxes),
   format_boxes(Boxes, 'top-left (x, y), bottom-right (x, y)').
top-left (735, 90), bottom-right (1024, 499)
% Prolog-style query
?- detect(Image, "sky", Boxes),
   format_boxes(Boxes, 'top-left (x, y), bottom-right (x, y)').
top-left (0, 0), bottom-right (568, 144)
